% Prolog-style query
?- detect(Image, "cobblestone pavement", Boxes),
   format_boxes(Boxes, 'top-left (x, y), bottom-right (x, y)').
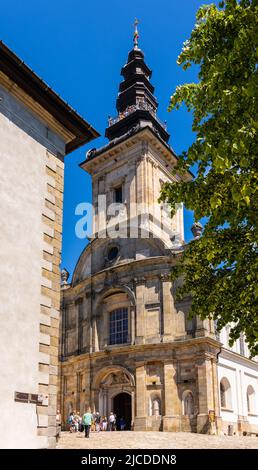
top-left (57, 431), bottom-right (258, 449)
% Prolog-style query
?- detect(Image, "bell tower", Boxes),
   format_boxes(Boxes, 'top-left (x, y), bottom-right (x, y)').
top-left (80, 23), bottom-right (191, 247)
top-left (60, 27), bottom-right (223, 436)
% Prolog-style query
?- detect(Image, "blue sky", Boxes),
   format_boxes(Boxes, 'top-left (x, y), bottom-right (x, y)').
top-left (1, 0), bottom-right (213, 276)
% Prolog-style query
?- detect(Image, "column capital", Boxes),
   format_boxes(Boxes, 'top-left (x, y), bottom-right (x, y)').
top-left (195, 352), bottom-right (212, 366)
top-left (141, 140), bottom-right (148, 156)
top-left (163, 359), bottom-right (176, 367)
top-left (160, 273), bottom-right (171, 282)
top-left (135, 361), bottom-right (145, 368)
top-left (136, 155), bottom-right (145, 165)
top-left (134, 277), bottom-right (146, 285)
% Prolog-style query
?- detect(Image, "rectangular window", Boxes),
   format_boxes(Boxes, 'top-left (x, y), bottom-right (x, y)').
top-left (114, 186), bottom-right (123, 204)
top-left (78, 300), bottom-right (83, 353)
top-left (109, 308), bottom-right (128, 345)
top-left (64, 307), bottom-right (69, 329)
top-left (77, 373), bottom-right (83, 392)
top-left (63, 376), bottom-right (68, 394)
top-left (239, 334), bottom-right (245, 356)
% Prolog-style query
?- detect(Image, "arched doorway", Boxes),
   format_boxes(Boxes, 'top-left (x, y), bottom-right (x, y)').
top-left (93, 366), bottom-right (135, 429)
top-left (113, 392), bottom-right (132, 430)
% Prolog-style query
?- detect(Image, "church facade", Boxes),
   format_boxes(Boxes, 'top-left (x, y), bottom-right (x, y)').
top-left (58, 38), bottom-right (258, 435)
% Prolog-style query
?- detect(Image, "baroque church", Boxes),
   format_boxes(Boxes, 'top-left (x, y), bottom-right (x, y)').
top-left (58, 31), bottom-right (258, 435)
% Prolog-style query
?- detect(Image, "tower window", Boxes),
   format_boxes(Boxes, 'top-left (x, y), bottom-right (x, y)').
top-left (114, 186), bottom-right (123, 203)
top-left (107, 246), bottom-right (119, 261)
top-left (109, 308), bottom-right (128, 345)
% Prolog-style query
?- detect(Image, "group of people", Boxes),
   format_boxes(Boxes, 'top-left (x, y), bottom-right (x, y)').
top-left (67, 410), bottom-right (126, 438)
top-left (67, 411), bottom-right (84, 433)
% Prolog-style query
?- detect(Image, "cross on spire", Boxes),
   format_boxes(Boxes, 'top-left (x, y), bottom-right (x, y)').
top-left (133, 18), bottom-right (139, 48)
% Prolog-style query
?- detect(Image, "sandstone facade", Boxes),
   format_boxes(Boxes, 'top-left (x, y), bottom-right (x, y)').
top-left (0, 42), bottom-right (98, 448)
top-left (58, 41), bottom-right (258, 437)
top-left (58, 129), bottom-right (222, 434)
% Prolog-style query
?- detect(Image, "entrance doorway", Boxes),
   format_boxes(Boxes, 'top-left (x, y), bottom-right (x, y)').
top-left (113, 392), bottom-right (132, 430)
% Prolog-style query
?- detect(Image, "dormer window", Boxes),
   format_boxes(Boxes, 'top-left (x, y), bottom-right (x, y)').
top-left (114, 185), bottom-right (123, 204)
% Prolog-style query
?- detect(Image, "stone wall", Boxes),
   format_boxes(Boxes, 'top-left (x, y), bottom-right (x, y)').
top-left (38, 151), bottom-right (64, 447)
top-left (0, 81), bottom-right (64, 448)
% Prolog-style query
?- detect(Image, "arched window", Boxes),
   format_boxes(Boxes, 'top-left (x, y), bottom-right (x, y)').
top-left (247, 385), bottom-right (256, 414)
top-left (220, 382), bottom-right (226, 407)
top-left (109, 308), bottom-right (128, 345)
top-left (220, 378), bottom-right (232, 409)
top-left (182, 391), bottom-right (194, 416)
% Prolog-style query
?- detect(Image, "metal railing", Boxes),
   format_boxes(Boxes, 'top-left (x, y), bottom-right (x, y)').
top-left (108, 100), bottom-right (167, 130)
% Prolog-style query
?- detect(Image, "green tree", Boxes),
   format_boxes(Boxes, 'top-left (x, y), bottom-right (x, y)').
top-left (160, 0), bottom-right (258, 356)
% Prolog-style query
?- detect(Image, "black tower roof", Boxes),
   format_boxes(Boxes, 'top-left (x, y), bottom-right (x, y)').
top-left (105, 24), bottom-right (169, 143)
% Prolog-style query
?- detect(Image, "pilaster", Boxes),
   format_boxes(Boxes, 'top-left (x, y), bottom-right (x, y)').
top-left (134, 362), bottom-right (147, 430)
top-left (195, 316), bottom-right (211, 338)
top-left (196, 354), bottom-right (218, 434)
top-left (135, 278), bottom-right (146, 345)
top-left (160, 273), bottom-right (173, 341)
top-left (163, 360), bottom-right (181, 431)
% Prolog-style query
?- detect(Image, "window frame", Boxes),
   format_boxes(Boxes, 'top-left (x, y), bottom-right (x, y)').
top-left (113, 185), bottom-right (123, 204)
top-left (220, 377), bottom-right (232, 411)
top-left (247, 385), bottom-right (256, 415)
top-left (109, 307), bottom-right (129, 346)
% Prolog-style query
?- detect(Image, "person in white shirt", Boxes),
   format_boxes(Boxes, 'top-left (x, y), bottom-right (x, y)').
top-left (109, 412), bottom-right (116, 431)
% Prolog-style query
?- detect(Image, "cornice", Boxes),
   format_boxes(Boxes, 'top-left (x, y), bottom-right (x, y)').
top-left (0, 71), bottom-right (73, 142)
top-left (63, 254), bottom-right (180, 300)
top-left (219, 347), bottom-right (258, 370)
top-left (59, 336), bottom-right (221, 365)
top-left (80, 126), bottom-right (192, 182)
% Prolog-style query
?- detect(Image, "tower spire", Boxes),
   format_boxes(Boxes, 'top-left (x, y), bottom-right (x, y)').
top-left (133, 18), bottom-right (139, 49)
top-left (105, 26), bottom-right (169, 143)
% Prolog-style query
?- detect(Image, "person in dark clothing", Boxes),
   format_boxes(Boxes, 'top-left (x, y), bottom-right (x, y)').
top-left (119, 417), bottom-right (126, 430)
